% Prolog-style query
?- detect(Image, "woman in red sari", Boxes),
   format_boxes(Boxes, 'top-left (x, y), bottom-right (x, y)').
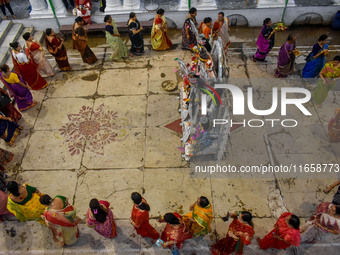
top-left (212, 211), bottom-right (254, 255)
top-left (75, 0), bottom-right (92, 24)
top-left (45, 28), bottom-right (71, 71)
top-left (10, 42), bottom-right (48, 90)
top-left (130, 192), bottom-right (159, 242)
top-left (160, 212), bottom-right (193, 250)
top-left (258, 212), bottom-right (301, 250)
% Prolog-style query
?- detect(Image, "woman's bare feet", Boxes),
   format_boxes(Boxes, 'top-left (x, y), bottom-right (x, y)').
top-left (129, 52), bottom-right (134, 57)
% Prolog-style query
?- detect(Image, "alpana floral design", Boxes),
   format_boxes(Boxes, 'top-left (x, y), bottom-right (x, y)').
top-left (59, 104), bottom-right (126, 156)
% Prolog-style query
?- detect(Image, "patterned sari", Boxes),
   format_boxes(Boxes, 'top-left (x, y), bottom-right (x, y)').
top-left (160, 212), bottom-right (192, 250)
top-left (73, 26), bottom-right (98, 65)
top-left (212, 18), bottom-right (230, 57)
top-left (11, 50), bottom-right (48, 90)
top-left (0, 118), bottom-right (20, 146)
top-left (312, 61), bottom-right (340, 105)
top-left (0, 72), bottom-right (34, 111)
top-left (131, 198), bottom-right (159, 240)
top-left (301, 202), bottom-right (340, 243)
top-left (45, 36), bottom-right (71, 71)
top-left (151, 15), bottom-right (172, 51)
top-left (182, 17), bottom-right (197, 50)
top-left (42, 198), bottom-right (79, 246)
top-left (7, 184), bottom-right (46, 223)
top-left (183, 203), bottom-right (213, 237)
top-left (253, 25), bottom-right (275, 61)
top-left (86, 200), bottom-right (117, 238)
top-left (212, 217), bottom-right (254, 255)
top-left (259, 212), bottom-right (300, 250)
top-left (0, 87), bottom-right (21, 123)
top-left (302, 43), bottom-right (327, 78)
top-left (275, 41), bottom-right (296, 78)
top-left (105, 20), bottom-right (129, 61)
top-left (25, 41), bottom-right (54, 77)
top-left (329, 109), bottom-right (340, 142)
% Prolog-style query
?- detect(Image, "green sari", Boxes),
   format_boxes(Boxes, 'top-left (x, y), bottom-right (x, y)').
top-left (105, 19), bottom-right (129, 61)
top-left (312, 62), bottom-right (340, 105)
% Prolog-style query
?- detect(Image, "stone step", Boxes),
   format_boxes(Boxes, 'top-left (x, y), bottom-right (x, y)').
top-left (0, 20), bottom-right (12, 46)
top-left (0, 23), bottom-right (24, 66)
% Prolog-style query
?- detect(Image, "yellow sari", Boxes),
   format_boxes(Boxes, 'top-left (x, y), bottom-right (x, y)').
top-left (151, 15), bottom-right (172, 51)
top-left (183, 203), bottom-right (213, 237)
top-left (7, 184), bottom-right (46, 224)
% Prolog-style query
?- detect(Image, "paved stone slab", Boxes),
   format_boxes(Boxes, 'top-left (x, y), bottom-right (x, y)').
top-left (17, 170), bottom-right (77, 204)
top-left (34, 98), bottom-right (94, 130)
top-left (143, 169), bottom-right (211, 218)
top-left (75, 169), bottom-right (143, 219)
top-left (98, 69), bottom-right (148, 96)
top-left (82, 128), bottom-right (145, 169)
top-left (0, 221), bottom-right (62, 254)
top-left (21, 130), bottom-right (83, 170)
top-left (18, 89), bottom-right (47, 130)
top-left (46, 71), bottom-right (99, 98)
top-left (211, 178), bottom-right (275, 218)
top-left (145, 127), bottom-right (183, 168)
top-left (0, 129), bottom-right (30, 174)
top-left (149, 66), bottom-right (180, 94)
top-left (146, 94), bottom-right (179, 126)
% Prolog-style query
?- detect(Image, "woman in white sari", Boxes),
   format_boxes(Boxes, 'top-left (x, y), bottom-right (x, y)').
top-left (23, 32), bottom-right (55, 77)
top-left (301, 202), bottom-right (340, 243)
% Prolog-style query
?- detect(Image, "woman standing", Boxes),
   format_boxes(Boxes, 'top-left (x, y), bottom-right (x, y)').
top-left (130, 192), bottom-right (159, 242)
top-left (183, 196), bottom-right (213, 237)
top-left (253, 18), bottom-right (276, 62)
top-left (212, 12), bottom-right (230, 57)
top-left (74, 26), bottom-right (98, 65)
top-left (302, 34), bottom-right (329, 78)
top-left (45, 28), bottom-right (71, 71)
top-left (0, 0), bottom-right (15, 20)
top-left (10, 42), bottom-right (48, 90)
top-left (198, 17), bottom-right (212, 52)
top-left (0, 115), bottom-right (21, 146)
top-left (0, 64), bottom-right (36, 112)
top-left (160, 212), bottom-right (193, 250)
top-left (258, 212), bottom-right (301, 250)
top-left (151, 8), bottom-right (172, 51)
top-left (40, 194), bottom-right (79, 246)
top-left (275, 34), bottom-right (297, 78)
top-left (6, 181), bottom-right (46, 223)
top-left (128, 12), bottom-right (144, 55)
top-left (73, 17), bottom-right (84, 50)
top-left (23, 32), bottom-right (55, 77)
top-left (104, 15), bottom-right (129, 60)
top-left (211, 211), bottom-right (255, 255)
top-left (0, 86), bottom-right (21, 123)
top-left (300, 202), bottom-right (340, 243)
top-left (182, 7), bottom-right (198, 50)
top-left (312, 56), bottom-right (340, 107)
top-left (86, 198), bottom-right (117, 238)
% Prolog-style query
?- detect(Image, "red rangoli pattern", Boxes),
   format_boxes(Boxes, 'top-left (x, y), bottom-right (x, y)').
top-left (59, 104), bottom-right (122, 156)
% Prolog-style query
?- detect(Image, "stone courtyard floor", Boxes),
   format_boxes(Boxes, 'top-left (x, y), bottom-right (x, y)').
top-left (0, 27), bottom-right (340, 254)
